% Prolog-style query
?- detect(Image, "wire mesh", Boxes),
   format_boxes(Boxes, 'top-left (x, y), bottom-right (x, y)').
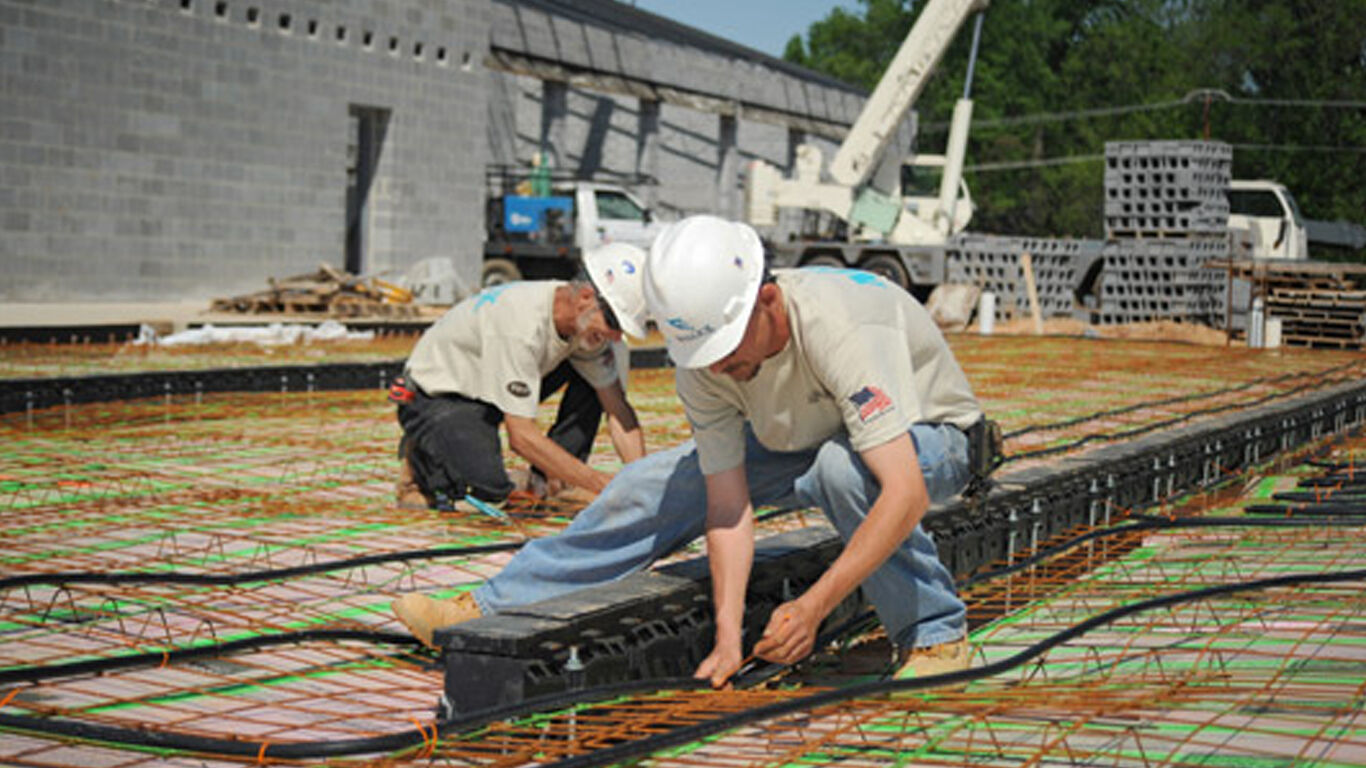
top-left (1, 335), bottom-right (1363, 766)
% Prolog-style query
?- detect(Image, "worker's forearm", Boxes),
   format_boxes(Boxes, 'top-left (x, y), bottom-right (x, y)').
top-left (706, 512), bottom-right (754, 649)
top-left (507, 423), bottom-right (609, 494)
top-left (607, 415), bottom-right (646, 464)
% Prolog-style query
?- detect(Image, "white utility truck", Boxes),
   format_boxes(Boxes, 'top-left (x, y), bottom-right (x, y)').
top-left (483, 168), bottom-right (669, 286)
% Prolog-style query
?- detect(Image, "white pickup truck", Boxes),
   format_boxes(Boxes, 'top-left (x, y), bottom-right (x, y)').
top-left (483, 169), bottom-right (670, 286)
top-left (1228, 179), bottom-right (1309, 260)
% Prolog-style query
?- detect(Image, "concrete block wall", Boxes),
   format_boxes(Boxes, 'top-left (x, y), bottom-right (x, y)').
top-left (494, 73), bottom-right (825, 227)
top-left (0, 0), bottom-right (490, 302)
top-left (488, 1), bottom-right (864, 127)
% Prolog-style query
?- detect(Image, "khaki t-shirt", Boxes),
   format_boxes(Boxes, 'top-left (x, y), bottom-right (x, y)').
top-left (677, 268), bottom-right (981, 475)
top-left (406, 281), bottom-right (622, 419)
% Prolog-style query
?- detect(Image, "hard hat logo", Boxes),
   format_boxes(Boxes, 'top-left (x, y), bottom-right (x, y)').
top-left (582, 243), bottom-right (650, 339)
top-left (644, 215), bottom-right (765, 369)
top-left (665, 317), bottom-right (716, 344)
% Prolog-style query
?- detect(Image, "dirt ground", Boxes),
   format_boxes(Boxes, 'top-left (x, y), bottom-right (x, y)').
top-left (977, 317), bottom-right (1233, 346)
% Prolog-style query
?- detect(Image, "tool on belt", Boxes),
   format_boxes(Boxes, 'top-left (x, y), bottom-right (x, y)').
top-left (388, 375), bottom-right (416, 405)
top-left (963, 417), bottom-right (1003, 499)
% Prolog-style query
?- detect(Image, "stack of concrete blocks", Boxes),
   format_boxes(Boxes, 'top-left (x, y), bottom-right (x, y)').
top-left (1098, 141), bottom-right (1236, 328)
top-left (1096, 239), bottom-right (1231, 325)
top-left (1103, 141), bottom-right (1232, 238)
top-left (948, 235), bottom-right (1104, 324)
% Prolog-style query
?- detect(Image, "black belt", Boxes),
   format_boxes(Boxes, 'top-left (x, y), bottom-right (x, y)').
top-left (962, 417), bottom-right (1003, 497)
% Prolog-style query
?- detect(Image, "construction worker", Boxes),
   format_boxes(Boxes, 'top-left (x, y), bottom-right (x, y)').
top-left (390, 243), bottom-right (649, 511)
top-left (645, 216), bottom-right (982, 685)
top-left (392, 217), bottom-right (985, 687)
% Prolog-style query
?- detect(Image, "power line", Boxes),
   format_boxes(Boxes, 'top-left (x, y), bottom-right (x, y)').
top-left (965, 153), bottom-right (1103, 172)
top-left (1233, 142), bottom-right (1366, 154)
top-left (964, 143), bottom-right (1366, 174)
top-left (924, 89), bottom-right (1366, 133)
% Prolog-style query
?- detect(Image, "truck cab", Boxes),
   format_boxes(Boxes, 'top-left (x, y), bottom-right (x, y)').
top-left (573, 182), bottom-right (667, 253)
top-left (484, 168), bottom-right (668, 286)
top-left (1228, 180), bottom-right (1309, 261)
top-left (893, 154), bottom-right (975, 243)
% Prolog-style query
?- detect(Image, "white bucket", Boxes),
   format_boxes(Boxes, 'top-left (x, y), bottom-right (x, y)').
top-left (978, 292), bottom-right (996, 335)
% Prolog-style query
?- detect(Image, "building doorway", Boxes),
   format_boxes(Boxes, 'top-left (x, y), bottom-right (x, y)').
top-left (345, 105), bottom-right (390, 275)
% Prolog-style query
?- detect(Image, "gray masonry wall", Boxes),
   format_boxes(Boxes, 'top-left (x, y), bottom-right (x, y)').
top-left (1, 0), bottom-right (867, 303)
top-left (1, 0), bottom-right (490, 301)
top-left (494, 72), bottom-right (841, 233)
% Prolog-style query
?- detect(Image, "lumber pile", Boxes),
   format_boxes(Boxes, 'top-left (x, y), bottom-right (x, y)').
top-left (211, 264), bottom-right (417, 318)
top-left (1209, 259), bottom-right (1366, 349)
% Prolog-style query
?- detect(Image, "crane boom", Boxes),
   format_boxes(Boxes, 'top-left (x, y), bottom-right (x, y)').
top-left (828, 0), bottom-right (988, 189)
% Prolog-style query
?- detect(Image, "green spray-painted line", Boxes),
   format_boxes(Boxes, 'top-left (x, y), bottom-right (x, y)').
top-left (1252, 476), bottom-right (1282, 499)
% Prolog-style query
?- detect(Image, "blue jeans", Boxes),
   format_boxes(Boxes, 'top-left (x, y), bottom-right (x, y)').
top-left (473, 423), bottom-right (970, 650)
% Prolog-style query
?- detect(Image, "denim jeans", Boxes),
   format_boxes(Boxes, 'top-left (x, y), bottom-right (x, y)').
top-left (474, 422), bottom-right (970, 650)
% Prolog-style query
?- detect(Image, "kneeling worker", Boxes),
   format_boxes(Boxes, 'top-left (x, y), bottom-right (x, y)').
top-left (646, 217), bottom-right (983, 685)
top-left (391, 243), bottom-right (649, 510)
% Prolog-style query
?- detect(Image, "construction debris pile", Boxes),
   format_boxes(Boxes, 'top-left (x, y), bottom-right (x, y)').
top-left (210, 264), bottom-right (419, 318)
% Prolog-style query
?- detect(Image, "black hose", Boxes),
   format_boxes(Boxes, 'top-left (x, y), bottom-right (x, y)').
top-left (1004, 361), bottom-right (1359, 441)
top-left (1003, 376), bottom-right (1350, 463)
top-left (1245, 503), bottom-right (1366, 516)
top-left (0, 541), bottom-right (526, 591)
top-left (0, 629), bottom-right (420, 686)
top-left (545, 564), bottom-right (1366, 768)
top-left (0, 508), bottom-right (802, 593)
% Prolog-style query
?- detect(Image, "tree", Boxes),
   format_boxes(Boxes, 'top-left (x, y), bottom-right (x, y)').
top-left (783, 0), bottom-right (1366, 255)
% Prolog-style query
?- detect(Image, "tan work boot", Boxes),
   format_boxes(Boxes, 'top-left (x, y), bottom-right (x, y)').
top-left (391, 591), bottom-right (482, 650)
top-left (894, 636), bottom-right (972, 680)
top-left (395, 457), bottom-right (429, 509)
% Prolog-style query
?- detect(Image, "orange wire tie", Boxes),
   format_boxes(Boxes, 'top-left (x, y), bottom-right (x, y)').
top-left (256, 741), bottom-right (270, 764)
top-left (160, 650), bottom-right (170, 669)
top-left (0, 688), bottom-right (19, 709)
top-left (410, 716), bottom-right (435, 757)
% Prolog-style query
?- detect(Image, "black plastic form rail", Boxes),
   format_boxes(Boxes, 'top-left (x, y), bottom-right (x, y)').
top-left (435, 379), bottom-right (1366, 717)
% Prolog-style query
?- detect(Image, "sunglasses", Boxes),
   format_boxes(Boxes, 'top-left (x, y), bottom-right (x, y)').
top-left (596, 291), bottom-right (621, 333)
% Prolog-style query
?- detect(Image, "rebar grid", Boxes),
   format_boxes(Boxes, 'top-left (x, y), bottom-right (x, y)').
top-left (417, 439), bottom-right (1366, 767)
top-left (1, 338), bottom-right (1364, 767)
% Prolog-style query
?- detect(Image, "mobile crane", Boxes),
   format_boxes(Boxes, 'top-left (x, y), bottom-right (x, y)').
top-left (745, 0), bottom-right (988, 294)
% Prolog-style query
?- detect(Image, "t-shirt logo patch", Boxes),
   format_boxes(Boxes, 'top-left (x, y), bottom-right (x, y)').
top-left (850, 385), bottom-right (893, 423)
top-left (507, 381), bottom-right (531, 398)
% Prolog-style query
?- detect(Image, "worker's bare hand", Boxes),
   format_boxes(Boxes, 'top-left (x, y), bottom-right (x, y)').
top-left (694, 641), bottom-right (743, 689)
top-left (752, 599), bottom-right (819, 666)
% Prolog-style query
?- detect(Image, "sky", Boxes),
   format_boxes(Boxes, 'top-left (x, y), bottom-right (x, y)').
top-left (626, 0), bottom-right (853, 59)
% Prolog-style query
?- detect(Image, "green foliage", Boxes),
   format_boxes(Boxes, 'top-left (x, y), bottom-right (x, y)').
top-left (782, 0), bottom-right (1366, 256)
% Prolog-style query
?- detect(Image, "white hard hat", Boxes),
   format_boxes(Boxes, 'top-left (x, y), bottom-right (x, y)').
top-left (582, 242), bottom-right (649, 338)
top-left (644, 215), bottom-right (764, 368)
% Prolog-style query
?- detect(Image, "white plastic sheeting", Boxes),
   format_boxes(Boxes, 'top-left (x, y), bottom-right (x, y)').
top-left (134, 321), bottom-right (375, 347)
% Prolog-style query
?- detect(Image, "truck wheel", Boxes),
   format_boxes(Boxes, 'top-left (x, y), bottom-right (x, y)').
top-left (800, 253), bottom-right (846, 269)
top-left (481, 258), bottom-right (522, 287)
top-left (859, 253), bottom-right (911, 291)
